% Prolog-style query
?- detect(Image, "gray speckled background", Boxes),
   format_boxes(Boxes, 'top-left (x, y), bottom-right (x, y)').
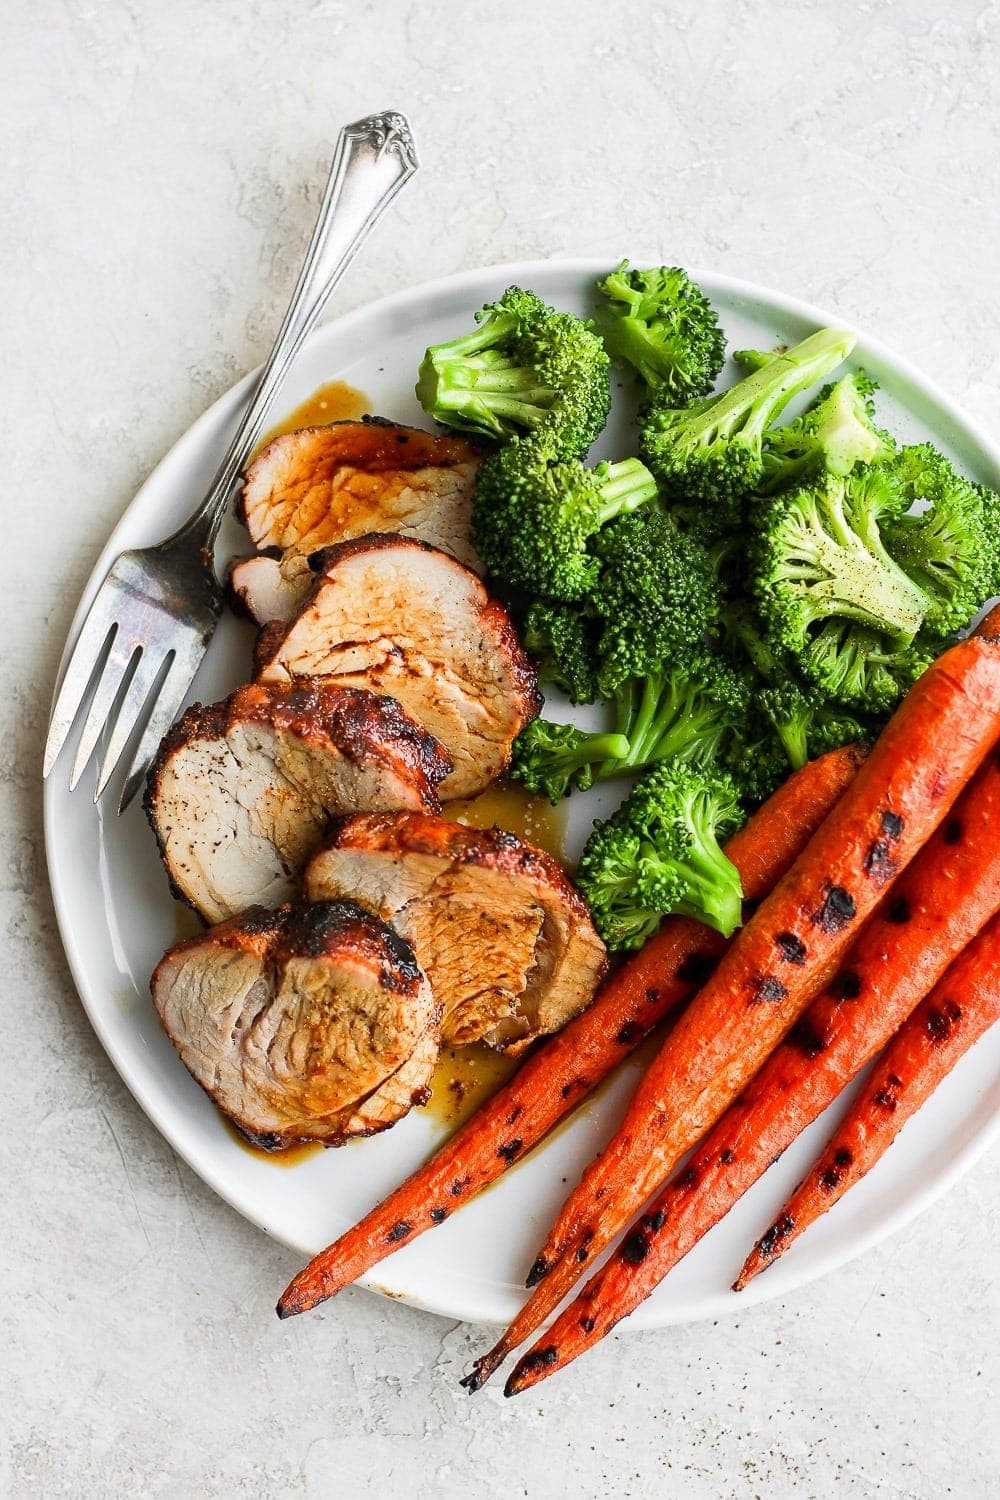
top-left (3, 1), bottom-right (999, 1494)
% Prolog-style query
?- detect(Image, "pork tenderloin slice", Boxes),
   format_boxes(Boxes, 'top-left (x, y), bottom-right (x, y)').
top-left (304, 812), bottom-right (607, 1051)
top-left (146, 681), bottom-right (451, 924)
top-left (228, 551), bottom-right (315, 625)
top-left (255, 535), bottom-right (540, 799)
top-left (237, 417), bottom-right (481, 585)
top-left (151, 900), bottom-right (439, 1148)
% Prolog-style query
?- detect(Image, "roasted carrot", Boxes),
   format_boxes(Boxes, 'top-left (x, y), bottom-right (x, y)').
top-left (468, 633), bottom-right (1000, 1389)
top-left (737, 912), bottom-right (1000, 1287)
top-left (501, 749), bottom-right (1000, 1393)
top-left (276, 748), bottom-right (861, 1319)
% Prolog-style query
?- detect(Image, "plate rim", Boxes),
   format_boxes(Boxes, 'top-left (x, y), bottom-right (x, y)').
top-left (44, 256), bottom-right (1000, 1328)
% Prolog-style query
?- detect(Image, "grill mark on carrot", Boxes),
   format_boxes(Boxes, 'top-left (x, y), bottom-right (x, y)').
top-left (812, 884), bottom-right (856, 932)
top-left (750, 975), bottom-right (788, 1004)
top-left (776, 932), bottom-right (807, 965)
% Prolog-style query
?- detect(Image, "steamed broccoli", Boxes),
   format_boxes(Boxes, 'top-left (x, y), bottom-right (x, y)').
top-left (521, 599), bottom-right (600, 704)
top-left (508, 719), bottom-right (631, 803)
top-left (797, 619), bottom-right (936, 712)
top-left (726, 604), bottom-right (876, 769)
top-left (589, 508), bottom-right (724, 693)
top-left (576, 764), bottom-right (745, 950)
top-left (751, 464), bottom-right (935, 709)
top-left (884, 445), bottom-right (1000, 634)
top-left (732, 347), bottom-right (785, 373)
top-left (639, 327), bottom-right (856, 541)
top-left (595, 262), bottom-right (726, 402)
top-left (415, 286), bottom-right (610, 458)
top-left (509, 649), bottom-right (749, 801)
top-left (759, 371), bottom-right (895, 494)
top-left (472, 442), bottom-right (659, 600)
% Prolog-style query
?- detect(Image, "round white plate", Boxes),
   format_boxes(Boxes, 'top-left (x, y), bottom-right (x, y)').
top-left (45, 260), bottom-right (1000, 1329)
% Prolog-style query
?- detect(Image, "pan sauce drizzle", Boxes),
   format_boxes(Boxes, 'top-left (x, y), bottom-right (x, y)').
top-left (254, 379), bottom-right (369, 455)
top-left (446, 781), bottom-right (570, 867)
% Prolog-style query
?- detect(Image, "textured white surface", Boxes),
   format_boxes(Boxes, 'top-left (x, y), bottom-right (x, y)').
top-left (3, 0), bottom-right (999, 1494)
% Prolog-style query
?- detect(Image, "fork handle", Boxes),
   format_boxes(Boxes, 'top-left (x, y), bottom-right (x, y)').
top-left (171, 111), bottom-right (419, 553)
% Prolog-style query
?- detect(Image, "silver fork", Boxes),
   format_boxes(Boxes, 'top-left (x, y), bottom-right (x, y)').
top-left (44, 111), bottom-right (419, 813)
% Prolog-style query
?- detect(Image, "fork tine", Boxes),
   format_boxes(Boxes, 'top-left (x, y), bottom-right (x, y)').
top-left (93, 645), bottom-right (173, 802)
top-left (118, 640), bottom-right (203, 813)
top-left (44, 608), bottom-right (119, 778)
top-left (69, 639), bottom-right (141, 792)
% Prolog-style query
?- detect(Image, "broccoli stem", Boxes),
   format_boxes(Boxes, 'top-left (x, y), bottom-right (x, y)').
top-left (594, 457), bottom-right (659, 525)
top-left (559, 731), bottom-right (631, 778)
top-left (673, 835), bottom-right (744, 937)
top-left (702, 327), bottom-right (856, 445)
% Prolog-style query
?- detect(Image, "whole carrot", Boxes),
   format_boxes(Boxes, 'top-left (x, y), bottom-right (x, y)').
top-left (737, 912), bottom-right (1000, 1287)
top-left (468, 633), bottom-right (1000, 1389)
top-left (501, 749), bottom-right (1000, 1394)
top-left (277, 748), bottom-right (861, 1319)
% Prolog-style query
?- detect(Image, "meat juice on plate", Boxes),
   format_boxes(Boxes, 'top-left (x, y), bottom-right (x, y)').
top-left (254, 380), bottom-right (369, 453)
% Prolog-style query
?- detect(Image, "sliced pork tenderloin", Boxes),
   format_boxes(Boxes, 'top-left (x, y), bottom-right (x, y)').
top-left (146, 681), bottom-right (451, 923)
top-left (304, 812), bottom-right (607, 1052)
top-left (231, 418), bottom-right (481, 626)
top-left (151, 900), bottom-right (439, 1148)
top-left (254, 534), bottom-right (540, 799)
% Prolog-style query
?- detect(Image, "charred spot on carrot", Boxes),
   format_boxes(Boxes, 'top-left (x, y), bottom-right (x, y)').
top-left (775, 931), bottom-right (807, 965)
top-left (497, 1139), bottom-right (523, 1163)
top-left (620, 1231), bottom-right (650, 1265)
top-left (832, 969), bottom-right (863, 1001)
top-left (755, 1213), bottom-right (795, 1258)
top-left (386, 1221), bottom-right (412, 1243)
top-left (675, 951), bottom-right (716, 985)
top-left (812, 884), bottom-right (856, 932)
top-left (525, 1256), bottom-right (550, 1288)
top-left (863, 838), bottom-right (897, 884)
top-left (880, 810), bottom-right (905, 839)
top-left (788, 1017), bottom-right (828, 1057)
top-left (429, 1207), bottom-right (449, 1223)
top-left (750, 975), bottom-right (788, 1004)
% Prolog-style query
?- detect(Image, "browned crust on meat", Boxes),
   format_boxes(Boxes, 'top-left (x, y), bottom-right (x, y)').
top-left (253, 533), bottom-right (542, 730)
top-left (145, 680), bottom-right (451, 819)
top-left (236, 417), bottom-right (479, 531)
top-left (150, 899), bottom-right (430, 1148)
top-left (319, 811), bottom-right (595, 928)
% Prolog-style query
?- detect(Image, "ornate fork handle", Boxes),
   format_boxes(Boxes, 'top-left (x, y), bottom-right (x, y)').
top-left (172, 112), bottom-right (419, 555)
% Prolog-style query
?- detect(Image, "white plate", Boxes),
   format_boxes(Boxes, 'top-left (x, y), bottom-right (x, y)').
top-left (45, 260), bottom-right (1000, 1329)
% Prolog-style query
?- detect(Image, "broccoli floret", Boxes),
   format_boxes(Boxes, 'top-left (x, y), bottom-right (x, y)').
top-left (576, 764), bottom-right (745, 950)
top-left (759, 371), bottom-right (895, 494)
top-left (415, 286), bottom-right (610, 458)
top-left (522, 599), bottom-right (600, 704)
top-left (726, 604), bottom-right (876, 769)
top-left (752, 464), bottom-right (934, 709)
top-left (472, 442), bottom-right (658, 601)
top-left (595, 262), bottom-right (726, 402)
top-left (883, 445), bottom-right (1000, 634)
top-left (508, 719), bottom-right (631, 803)
top-left (510, 650), bottom-right (749, 799)
top-left (601, 651), bottom-right (749, 778)
top-left (589, 508), bottom-right (724, 693)
top-left (639, 327), bottom-right (856, 541)
top-left (797, 618), bottom-right (936, 713)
